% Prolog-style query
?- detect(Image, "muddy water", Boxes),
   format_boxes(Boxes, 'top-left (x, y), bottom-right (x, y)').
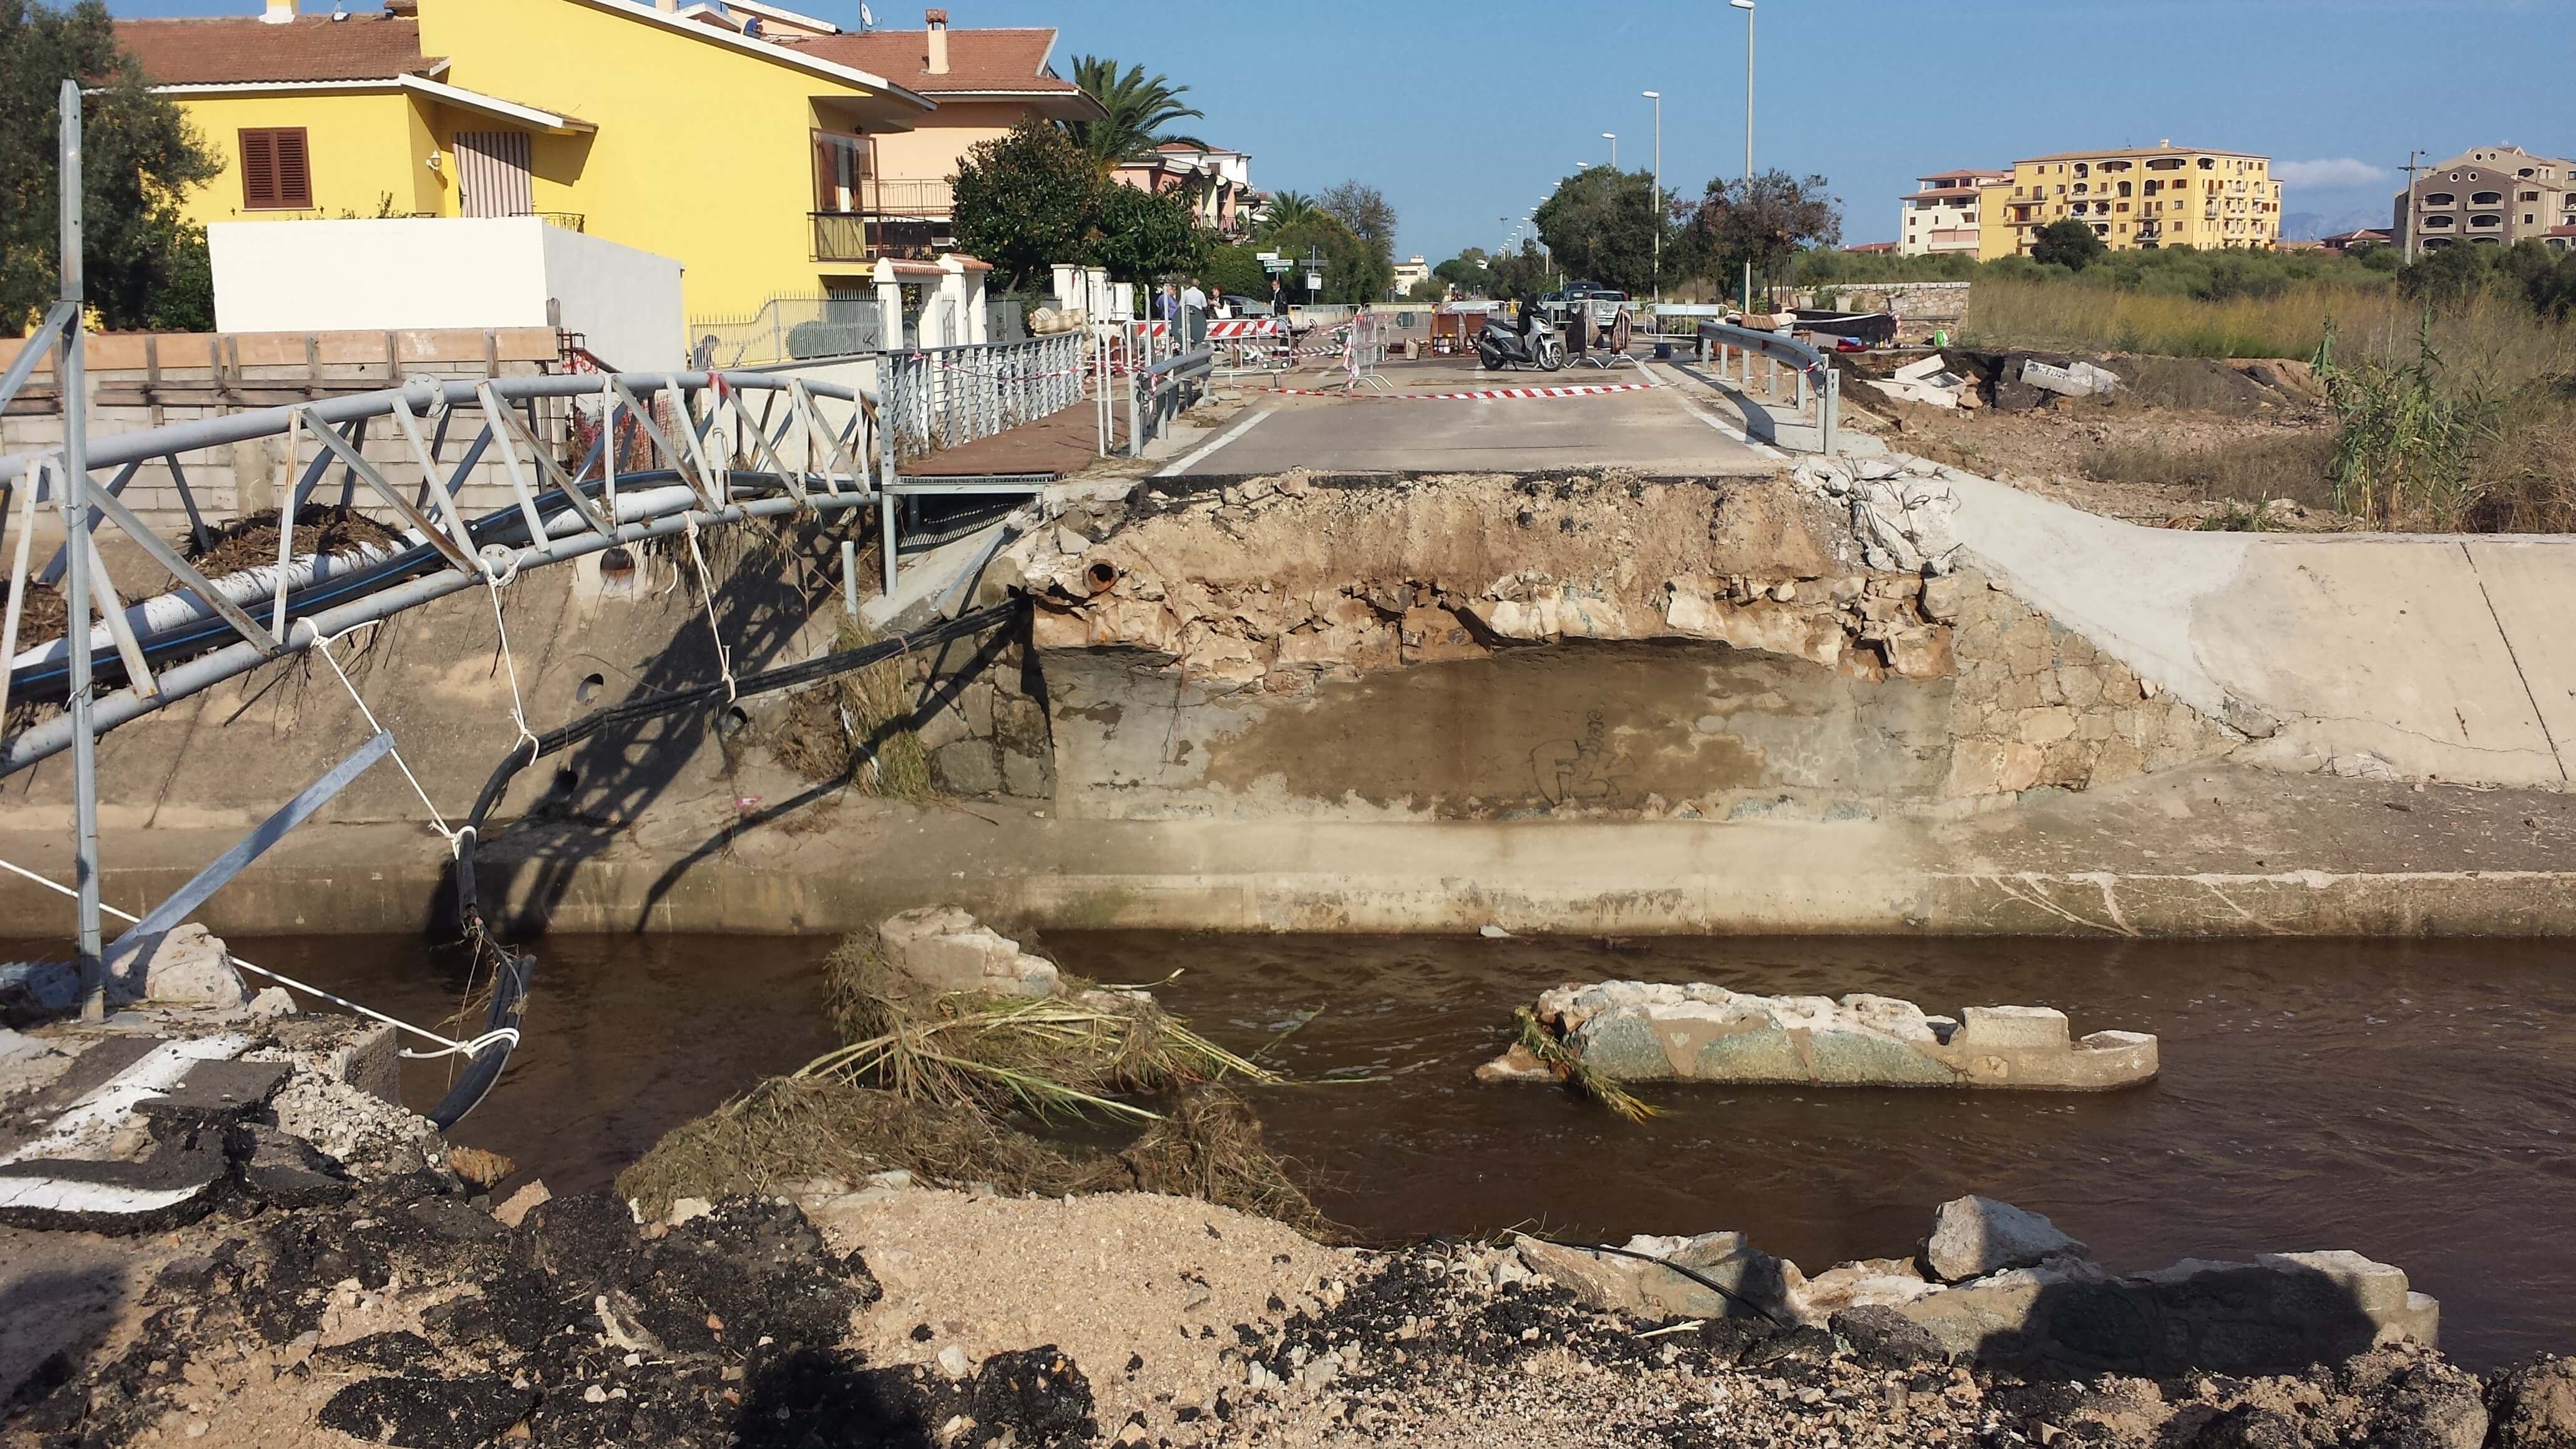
top-left (61, 930), bottom-right (2576, 1369)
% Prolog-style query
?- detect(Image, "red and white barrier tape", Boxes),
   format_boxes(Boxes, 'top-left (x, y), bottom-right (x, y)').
top-left (1249, 381), bottom-right (1659, 401)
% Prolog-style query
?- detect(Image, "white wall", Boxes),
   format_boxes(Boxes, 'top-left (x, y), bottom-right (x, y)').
top-left (210, 217), bottom-right (686, 369)
top-left (538, 224), bottom-right (686, 370)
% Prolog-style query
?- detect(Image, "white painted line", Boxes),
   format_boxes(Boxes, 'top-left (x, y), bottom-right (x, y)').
top-left (1638, 362), bottom-right (1785, 459)
top-left (1156, 407), bottom-right (1273, 477)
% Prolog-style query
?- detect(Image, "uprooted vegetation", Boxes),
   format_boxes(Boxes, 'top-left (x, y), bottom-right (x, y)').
top-left (618, 922), bottom-right (1334, 1239)
top-left (763, 618), bottom-right (935, 798)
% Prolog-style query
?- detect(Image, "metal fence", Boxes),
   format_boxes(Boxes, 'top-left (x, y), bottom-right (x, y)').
top-left (880, 332), bottom-right (1085, 459)
top-left (690, 295), bottom-right (887, 369)
top-left (1694, 320), bottom-right (1842, 454)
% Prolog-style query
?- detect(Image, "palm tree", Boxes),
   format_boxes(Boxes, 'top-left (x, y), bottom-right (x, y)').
top-left (1065, 56), bottom-right (1207, 174)
top-left (1259, 190), bottom-right (1322, 237)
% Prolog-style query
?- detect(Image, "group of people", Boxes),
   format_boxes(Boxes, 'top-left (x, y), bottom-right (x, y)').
top-left (1152, 278), bottom-right (1216, 345)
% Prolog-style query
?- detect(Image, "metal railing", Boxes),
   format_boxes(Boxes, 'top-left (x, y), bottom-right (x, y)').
top-left (1130, 344), bottom-right (1213, 457)
top-left (1694, 320), bottom-right (1841, 455)
top-left (691, 294), bottom-right (886, 368)
top-left (874, 177), bottom-right (955, 218)
top-left (880, 333), bottom-right (1085, 460)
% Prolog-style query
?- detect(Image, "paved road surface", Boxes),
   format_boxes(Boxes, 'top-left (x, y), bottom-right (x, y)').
top-left (1163, 354), bottom-right (1780, 477)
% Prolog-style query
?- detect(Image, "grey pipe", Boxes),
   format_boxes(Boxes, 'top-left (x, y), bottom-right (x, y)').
top-left (0, 370), bottom-right (867, 485)
top-left (1, 487), bottom-right (877, 776)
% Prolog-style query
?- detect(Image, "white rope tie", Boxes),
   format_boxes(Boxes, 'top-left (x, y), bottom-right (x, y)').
top-left (311, 622), bottom-right (463, 854)
top-left (682, 514), bottom-right (736, 702)
top-left (0, 854), bottom-right (516, 1060)
top-left (478, 565), bottom-right (543, 764)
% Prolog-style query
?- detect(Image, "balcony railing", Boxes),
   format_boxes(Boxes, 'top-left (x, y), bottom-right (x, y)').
top-left (874, 177), bottom-right (955, 218)
top-left (812, 211), bottom-right (872, 263)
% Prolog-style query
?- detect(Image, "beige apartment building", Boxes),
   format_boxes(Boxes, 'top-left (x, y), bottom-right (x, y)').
top-left (1980, 142), bottom-right (2280, 259)
top-left (2393, 146), bottom-right (2576, 253)
top-left (1898, 168), bottom-right (2010, 256)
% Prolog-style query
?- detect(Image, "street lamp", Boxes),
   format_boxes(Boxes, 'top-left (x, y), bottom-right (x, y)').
top-left (1642, 90), bottom-right (1662, 301)
top-left (1729, 0), bottom-right (1755, 311)
top-left (1603, 132), bottom-right (1617, 169)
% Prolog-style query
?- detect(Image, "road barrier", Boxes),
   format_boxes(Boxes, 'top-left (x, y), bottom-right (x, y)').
top-left (1339, 312), bottom-right (1392, 394)
top-left (878, 333), bottom-right (1083, 460)
top-left (1693, 320), bottom-right (1840, 455)
top-left (1252, 381), bottom-right (1657, 401)
top-left (1208, 316), bottom-right (1288, 378)
top-left (1131, 344), bottom-right (1213, 456)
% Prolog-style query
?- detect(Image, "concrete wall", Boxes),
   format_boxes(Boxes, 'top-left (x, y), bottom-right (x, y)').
top-left (212, 218), bottom-right (685, 371)
top-left (1945, 472), bottom-right (2576, 787)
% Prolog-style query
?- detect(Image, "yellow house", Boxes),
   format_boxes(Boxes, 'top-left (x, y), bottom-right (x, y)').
top-left (1979, 143), bottom-right (2282, 260)
top-left (117, 0), bottom-right (939, 326)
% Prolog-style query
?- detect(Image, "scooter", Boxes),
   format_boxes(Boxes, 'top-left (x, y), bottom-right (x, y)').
top-left (1475, 307), bottom-right (1564, 372)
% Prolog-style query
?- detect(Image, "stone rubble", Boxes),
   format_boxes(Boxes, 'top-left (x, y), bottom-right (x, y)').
top-left (1501, 980), bottom-right (2159, 1090)
top-left (876, 904), bottom-right (1063, 998)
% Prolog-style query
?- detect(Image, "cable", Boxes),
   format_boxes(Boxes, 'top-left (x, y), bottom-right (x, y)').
top-left (0, 853), bottom-right (505, 1060)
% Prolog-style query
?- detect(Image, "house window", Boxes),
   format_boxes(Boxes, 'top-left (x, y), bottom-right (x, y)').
top-left (238, 128), bottom-right (312, 210)
top-left (811, 130), bottom-right (872, 213)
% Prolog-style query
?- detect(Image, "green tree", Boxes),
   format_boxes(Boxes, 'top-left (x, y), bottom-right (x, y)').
top-left (2029, 218), bottom-right (2108, 271)
top-left (1533, 167), bottom-right (1660, 294)
top-left (1064, 56), bottom-right (1204, 173)
top-left (1203, 242), bottom-right (1269, 300)
top-left (2, 0), bottom-right (220, 331)
top-left (1318, 180), bottom-right (1397, 265)
top-left (1486, 238), bottom-right (1553, 298)
top-left (1088, 180), bottom-right (1211, 284)
top-left (2396, 243), bottom-right (2492, 308)
top-left (1257, 189), bottom-right (1321, 237)
top-left (1690, 170), bottom-right (1841, 298)
top-left (1262, 214), bottom-right (1375, 305)
top-left (952, 118), bottom-right (1102, 290)
top-left (1432, 246), bottom-right (1492, 296)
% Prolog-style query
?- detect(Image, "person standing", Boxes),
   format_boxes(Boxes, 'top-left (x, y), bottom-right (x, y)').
top-left (1180, 276), bottom-right (1208, 349)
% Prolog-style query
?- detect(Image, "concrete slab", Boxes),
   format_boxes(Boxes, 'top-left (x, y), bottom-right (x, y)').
top-left (1172, 358), bottom-right (1774, 477)
top-left (2464, 539), bottom-right (2576, 783)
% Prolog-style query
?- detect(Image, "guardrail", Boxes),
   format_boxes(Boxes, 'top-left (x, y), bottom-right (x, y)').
top-left (1131, 344), bottom-right (1212, 457)
top-left (1693, 320), bottom-right (1841, 456)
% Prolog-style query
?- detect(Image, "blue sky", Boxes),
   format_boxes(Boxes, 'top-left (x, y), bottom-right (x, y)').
top-left (108, 0), bottom-right (2576, 257)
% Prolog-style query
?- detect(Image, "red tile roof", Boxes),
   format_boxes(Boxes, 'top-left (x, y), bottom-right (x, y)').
top-left (114, 14), bottom-right (439, 86)
top-left (784, 26), bottom-right (1077, 95)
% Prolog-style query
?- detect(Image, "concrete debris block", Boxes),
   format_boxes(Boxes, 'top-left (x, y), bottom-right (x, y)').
top-left (937, 1344), bottom-right (975, 1379)
top-left (1503, 982), bottom-right (2155, 1091)
top-left (2021, 358), bottom-right (2124, 398)
top-left (876, 906), bottom-right (1061, 999)
top-left (1472, 1043), bottom-right (1554, 1083)
top-left (1892, 355), bottom-right (1953, 384)
top-left (247, 987), bottom-right (298, 1017)
top-left (1926, 1195), bottom-right (2089, 1283)
top-left (1920, 572), bottom-right (1978, 624)
top-left (668, 1196), bottom-right (715, 1227)
top-left (492, 1179), bottom-right (552, 1227)
top-left (1798, 1259), bottom-right (1936, 1321)
top-left (1477, 924), bottom-right (1513, 939)
top-left (447, 1146), bottom-right (515, 1192)
top-left (1858, 459), bottom-right (1902, 482)
top-left (2330, 751), bottom-right (2403, 781)
top-left (242, 1124), bottom-right (356, 1209)
top-left (1511, 1235), bottom-right (1652, 1315)
top-left (124, 925), bottom-right (251, 1007)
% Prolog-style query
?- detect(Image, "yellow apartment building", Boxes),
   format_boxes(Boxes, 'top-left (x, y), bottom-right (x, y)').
top-left (114, 1), bottom-right (1100, 326)
top-left (1980, 142), bottom-right (2281, 260)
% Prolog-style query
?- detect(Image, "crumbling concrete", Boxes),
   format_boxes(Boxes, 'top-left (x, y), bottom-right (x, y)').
top-left (1500, 980), bottom-right (2157, 1090)
top-left (1510, 1196), bottom-right (2439, 1380)
top-left (877, 904), bottom-right (1062, 998)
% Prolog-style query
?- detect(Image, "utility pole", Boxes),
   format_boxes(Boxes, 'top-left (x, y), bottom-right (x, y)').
top-left (1644, 91), bottom-right (1662, 302)
top-left (2399, 149), bottom-right (2424, 263)
top-left (57, 78), bottom-right (104, 1022)
top-left (1730, 0), bottom-right (1756, 312)
top-left (1603, 132), bottom-right (1617, 170)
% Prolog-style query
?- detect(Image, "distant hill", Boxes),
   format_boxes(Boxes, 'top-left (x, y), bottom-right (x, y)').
top-left (2280, 207), bottom-right (2389, 242)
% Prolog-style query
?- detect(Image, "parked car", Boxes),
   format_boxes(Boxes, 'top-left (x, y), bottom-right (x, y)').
top-left (1538, 281), bottom-right (1632, 347)
top-left (1217, 294), bottom-right (1273, 318)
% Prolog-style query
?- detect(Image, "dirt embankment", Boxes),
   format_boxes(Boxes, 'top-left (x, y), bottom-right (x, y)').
top-left (14, 1174), bottom-right (2572, 1449)
top-left (1842, 350), bottom-right (2351, 529)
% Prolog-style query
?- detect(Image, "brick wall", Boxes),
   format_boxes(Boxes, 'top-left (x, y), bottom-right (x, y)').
top-left (1, 327), bottom-right (568, 539)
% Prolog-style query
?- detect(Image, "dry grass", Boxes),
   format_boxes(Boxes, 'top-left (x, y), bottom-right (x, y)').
top-left (618, 926), bottom-right (1330, 1236)
top-left (807, 928), bottom-right (1276, 1123)
top-left (766, 618), bottom-right (935, 799)
top-left (182, 505), bottom-right (402, 580)
top-left (1966, 278), bottom-right (2576, 373)
top-left (2076, 432), bottom-right (2341, 511)
top-left (1515, 1008), bottom-right (1659, 1124)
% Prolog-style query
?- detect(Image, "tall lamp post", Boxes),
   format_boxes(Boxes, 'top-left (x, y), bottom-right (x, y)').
top-left (1603, 132), bottom-right (1617, 170)
top-left (1642, 90), bottom-right (1662, 301)
top-left (1729, 0), bottom-right (1755, 312)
